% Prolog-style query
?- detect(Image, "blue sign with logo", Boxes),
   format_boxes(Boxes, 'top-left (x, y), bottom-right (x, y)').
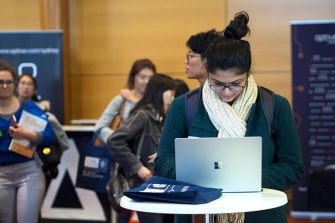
top-left (0, 31), bottom-right (63, 123)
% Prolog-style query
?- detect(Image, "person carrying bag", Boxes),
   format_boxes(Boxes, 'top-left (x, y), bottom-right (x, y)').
top-left (93, 59), bottom-right (156, 223)
top-left (107, 74), bottom-right (176, 223)
top-left (106, 112), bottom-right (148, 212)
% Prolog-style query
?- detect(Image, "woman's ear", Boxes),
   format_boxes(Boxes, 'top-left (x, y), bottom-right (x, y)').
top-left (201, 58), bottom-right (207, 68)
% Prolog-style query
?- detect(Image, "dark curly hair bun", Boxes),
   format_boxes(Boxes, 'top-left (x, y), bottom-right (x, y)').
top-left (224, 11), bottom-right (250, 40)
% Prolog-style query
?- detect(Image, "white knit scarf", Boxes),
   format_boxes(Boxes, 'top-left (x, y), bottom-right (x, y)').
top-left (202, 75), bottom-right (258, 223)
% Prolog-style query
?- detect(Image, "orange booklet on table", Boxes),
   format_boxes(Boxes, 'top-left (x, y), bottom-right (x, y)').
top-left (9, 111), bottom-right (48, 158)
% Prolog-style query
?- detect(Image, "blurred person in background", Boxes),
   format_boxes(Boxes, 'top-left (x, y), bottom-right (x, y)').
top-left (185, 28), bottom-right (220, 85)
top-left (95, 58), bottom-right (156, 223)
top-left (0, 60), bottom-right (56, 223)
top-left (16, 73), bottom-right (69, 184)
top-left (94, 58), bottom-right (156, 145)
top-left (107, 73), bottom-right (176, 223)
top-left (16, 73), bottom-right (50, 112)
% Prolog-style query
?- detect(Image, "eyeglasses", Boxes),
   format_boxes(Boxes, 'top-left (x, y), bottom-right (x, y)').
top-left (0, 80), bottom-right (14, 87)
top-left (208, 76), bottom-right (247, 93)
top-left (186, 52), bottom-right (201, 63)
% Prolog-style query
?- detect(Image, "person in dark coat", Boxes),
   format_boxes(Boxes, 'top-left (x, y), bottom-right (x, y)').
top-left (107, 73), bottom-right (176, 223)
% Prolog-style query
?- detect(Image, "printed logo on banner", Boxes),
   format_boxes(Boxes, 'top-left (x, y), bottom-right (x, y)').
top-left (0, 31), bottom-right (64, 123)
top-left (41, 139), bottom-right (107, 221)
top-left (84, 156), bottom-right (108, 172)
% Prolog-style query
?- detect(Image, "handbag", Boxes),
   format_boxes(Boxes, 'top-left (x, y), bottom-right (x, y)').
top-left (36, 144), bottom-right (63, 179)
top-left (124, 176), bottom-right (222, 204)
top-left (106, 162), bottom-right (131, 212)
top-left (36, 112), bottom-right (69, 179)
top-left (106, 112), bottom-right (149, 212)
top-left (76, 135), bottom-right (113, 192)
top-left (94, 99), bottom-right (126, 147)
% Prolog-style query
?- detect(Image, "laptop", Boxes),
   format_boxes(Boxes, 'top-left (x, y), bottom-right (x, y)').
top-left (175, 137), bottom-right (262, 193)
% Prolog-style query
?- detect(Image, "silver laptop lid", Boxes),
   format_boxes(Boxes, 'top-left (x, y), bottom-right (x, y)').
top-left (175, 137), bottom-right (262, 193)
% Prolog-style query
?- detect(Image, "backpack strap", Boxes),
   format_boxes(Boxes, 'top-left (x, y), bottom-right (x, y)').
top-left (185, 87), bottom-right (202, 130)
top-left (258, 86), bottom-right (276, 139)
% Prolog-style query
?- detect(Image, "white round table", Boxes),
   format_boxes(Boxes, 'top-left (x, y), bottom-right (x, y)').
top-left (120, 188), bottom-right (287, 223)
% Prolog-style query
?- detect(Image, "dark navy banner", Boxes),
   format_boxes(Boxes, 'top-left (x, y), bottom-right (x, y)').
top-left (291, 21), bottom-right (335, 219)
top-left (0, 31), bottom-right (64, 123)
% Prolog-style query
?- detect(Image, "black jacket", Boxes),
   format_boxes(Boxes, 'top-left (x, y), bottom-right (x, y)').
top-left (107, 108), bottom-right (163, 185)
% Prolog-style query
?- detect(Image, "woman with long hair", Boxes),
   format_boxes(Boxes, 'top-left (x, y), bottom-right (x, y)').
top-left (94, 58), bottom-right (156, 144)
top-left (107, 74), bottom-right (176, 223)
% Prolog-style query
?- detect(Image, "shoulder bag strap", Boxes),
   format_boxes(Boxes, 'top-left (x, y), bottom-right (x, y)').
top-left (258, 86), bottom-right (276, 139)
top-left (135, 111), bottom-right (150, 158)
top-left (185, 87), bottom-right (202, 130)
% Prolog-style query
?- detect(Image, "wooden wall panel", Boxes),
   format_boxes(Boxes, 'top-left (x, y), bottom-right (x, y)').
top-left (253, 72), bottom-right (291, 104)
top-left (70, 74), bottom-right (128, 118)
top-left (0, 0), bottom-right (41, 29)
top-left (2, 0), bottom-right (335, 121)
top-left (69, 0), bottom-right (227, 119)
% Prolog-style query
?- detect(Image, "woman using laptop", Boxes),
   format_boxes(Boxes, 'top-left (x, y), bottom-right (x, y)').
top-left (154, 11), bottom-right (304, 223)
